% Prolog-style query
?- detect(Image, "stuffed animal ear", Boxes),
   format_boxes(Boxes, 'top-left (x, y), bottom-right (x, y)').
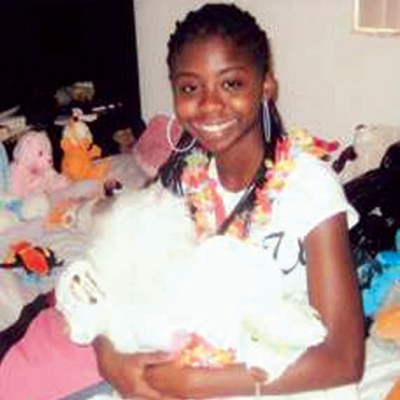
top-left (13, 130), bottom-right (53, 166)
top-left (331, 145), bottom-right (357, 174)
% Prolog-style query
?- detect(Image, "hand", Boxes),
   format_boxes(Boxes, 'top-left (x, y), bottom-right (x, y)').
top-left (144, 360), bottom-right (190, 398)
top-left (94, 336), bottom-right (173, 399)
top-left (248, 366), bottom-right (269, 384)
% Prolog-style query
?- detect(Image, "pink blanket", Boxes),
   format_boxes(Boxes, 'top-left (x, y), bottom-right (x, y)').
top-left (0, 308), bottom-right (101, 400)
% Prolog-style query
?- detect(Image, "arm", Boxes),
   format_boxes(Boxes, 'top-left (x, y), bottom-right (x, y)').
top-left (93, 335), bottom-right (173, 400)
top-left (144, 213), bottom-right (365, 398)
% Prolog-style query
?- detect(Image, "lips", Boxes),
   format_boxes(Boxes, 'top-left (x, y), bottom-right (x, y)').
top-left (194, 119), bottom-right (236, 134)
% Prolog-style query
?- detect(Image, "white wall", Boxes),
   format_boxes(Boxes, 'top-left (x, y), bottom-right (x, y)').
top-left (135, 0), bottom-right (400, 145)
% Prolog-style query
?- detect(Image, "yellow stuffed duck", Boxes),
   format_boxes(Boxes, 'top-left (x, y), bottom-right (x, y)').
top-left (61, 108), bottom-right (110, 181)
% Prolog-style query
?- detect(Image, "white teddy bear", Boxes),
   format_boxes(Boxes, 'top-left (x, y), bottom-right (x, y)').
top-left (56, 182), bottom-right (326, 399)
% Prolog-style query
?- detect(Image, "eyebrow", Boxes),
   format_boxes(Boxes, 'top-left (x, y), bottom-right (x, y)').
top-left (172, 65), bottom-right (249, 81)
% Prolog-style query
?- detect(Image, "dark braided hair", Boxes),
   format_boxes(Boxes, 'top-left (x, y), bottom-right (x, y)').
top-left (167, 3), bottom-right (271, 77)
top-left (159, 3), bottom-right (285, 208)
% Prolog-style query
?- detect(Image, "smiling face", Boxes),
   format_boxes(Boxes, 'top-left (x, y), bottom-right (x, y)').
top-left (170, 35), bottom-right (268, 156)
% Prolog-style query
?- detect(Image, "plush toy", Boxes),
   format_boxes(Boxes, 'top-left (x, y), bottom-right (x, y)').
top-left (370, 296), bottom-right (400, 400)
top-left (9, 129), bottom-right (70, 198)
top-left (56, 182), bottom-right (326, 400)
top-left (55, 81), bottom-right (95, 107)
top-left (45, 197), bottom-right (83, 230)
top-left (333, 124), bottom-right (400, 184)
top-left (1, 240), bottom-right (63, 276)
top-left (112, 127), bottom-right (136, 153)
top-left (61, 108), bottom-right (110, 181)
top-left (0, 192), bottom-right (52, 233)
top-left (361, 229), bottom-right (400, 318)
top-left (0, 200), bottom-right (20, 231)
top-left (132, 114), bottom-right (183, 178)
top-left (0, 141), bottom-right (10, 193)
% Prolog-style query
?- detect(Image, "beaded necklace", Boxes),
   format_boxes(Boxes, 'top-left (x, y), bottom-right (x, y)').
top-left (181, 129), bottom-right (338, 242)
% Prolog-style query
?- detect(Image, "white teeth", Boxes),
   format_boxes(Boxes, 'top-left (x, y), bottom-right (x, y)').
top-left (198, 120), bottom-right (235, 133)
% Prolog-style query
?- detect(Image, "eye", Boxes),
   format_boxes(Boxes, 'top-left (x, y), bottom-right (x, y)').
top-left (176, 83), bottom-right (198, 96)
top-left (222, 79), bottom-right (244, 91)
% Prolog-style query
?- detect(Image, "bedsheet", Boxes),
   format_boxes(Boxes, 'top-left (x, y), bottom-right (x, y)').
top-left (359, 337), bottom-right (400, 400)
top-left (0, 153), bottom-right (150, 331)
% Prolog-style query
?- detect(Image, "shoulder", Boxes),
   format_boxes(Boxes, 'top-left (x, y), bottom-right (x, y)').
top-left (277, 154), bottom-right (358, 238)
top-left (289, 153), bottom-right (342, 194)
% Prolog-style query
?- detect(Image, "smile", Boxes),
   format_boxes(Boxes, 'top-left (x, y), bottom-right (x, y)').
top-left (195, 120), bottom-right (236, 133)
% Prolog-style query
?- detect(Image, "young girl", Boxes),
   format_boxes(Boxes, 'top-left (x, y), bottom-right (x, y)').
top-left (94, 3), bottom-right (364, 400)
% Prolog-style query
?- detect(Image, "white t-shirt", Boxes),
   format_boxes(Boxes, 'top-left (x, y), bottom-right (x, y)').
top-left (215, 153), bottom-right (358, 303)
top-left (213, 153), bottom-right (360, 400)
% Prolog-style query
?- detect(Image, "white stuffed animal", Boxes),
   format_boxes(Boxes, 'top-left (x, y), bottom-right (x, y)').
top-left (335, 124), bottom-right (400, 184)
top-left (56, 182), bottom-right (326, 398)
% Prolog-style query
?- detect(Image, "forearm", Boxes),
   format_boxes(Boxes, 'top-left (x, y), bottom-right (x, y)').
top-left (93, 335), bottom-right (175, 399)
top-left (146, 340), bottom-right (364, 399)
top-left (92, 335), bottom-right (120, 382)
top-left (257, 340), bottom-right (364, 396)
top-left (92, 335), bottom-right (137, 396)
top-left (145, 362), bottom-right (255, 399)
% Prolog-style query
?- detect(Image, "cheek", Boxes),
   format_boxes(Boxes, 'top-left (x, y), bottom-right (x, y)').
top-left (174, 97), bottom-right (197, 123)
top-left (231, 90), bottom-right (261, 111)
top-left (233, 94), bottom-right (262, 122)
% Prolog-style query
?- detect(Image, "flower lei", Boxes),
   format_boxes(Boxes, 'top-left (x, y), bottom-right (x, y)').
top-left (181, 128), bottom-right (339, 242)
top-left (177, 129), bottom-right (338, 367)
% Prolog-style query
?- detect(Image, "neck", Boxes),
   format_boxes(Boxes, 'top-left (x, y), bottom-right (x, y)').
top-left (215, 133), bottom-right (266, 192)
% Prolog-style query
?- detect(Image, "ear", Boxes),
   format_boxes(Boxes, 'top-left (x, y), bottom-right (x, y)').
top-left (262, 71), bottom-right (278, 102)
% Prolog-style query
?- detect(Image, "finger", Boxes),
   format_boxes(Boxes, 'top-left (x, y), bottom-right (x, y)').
top-left (118, 382), bottom-right (161, 400)
top-left (249, 366), bottom-right (269, 382)
top-left (134, 385), bottom-right (163, 400)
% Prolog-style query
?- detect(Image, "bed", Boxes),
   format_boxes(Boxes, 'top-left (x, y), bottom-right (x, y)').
top-left (333, 124), bottom-right (400, 400)
top-left (0, 152), bottom-right (150, 335)
top-left (0, 122), bottom-right (399, 400)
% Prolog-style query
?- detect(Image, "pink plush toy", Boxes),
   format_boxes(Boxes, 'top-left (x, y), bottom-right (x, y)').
top-left (132, 114), bottom-right (183, 178)
top-left (10, 130), bottom-right (70, 198)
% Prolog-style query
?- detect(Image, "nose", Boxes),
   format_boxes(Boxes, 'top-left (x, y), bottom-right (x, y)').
top-left (199, 87), bottom-right (223, 114)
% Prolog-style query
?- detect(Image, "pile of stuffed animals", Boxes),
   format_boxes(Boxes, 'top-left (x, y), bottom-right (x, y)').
top-left (0, 107), bottom-right (110, 239)
top-left (0, 108), bottom-right (185, 249)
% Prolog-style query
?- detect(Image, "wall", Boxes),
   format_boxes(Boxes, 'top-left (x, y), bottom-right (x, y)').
top-left (135, 0), bottom-right (400, 145)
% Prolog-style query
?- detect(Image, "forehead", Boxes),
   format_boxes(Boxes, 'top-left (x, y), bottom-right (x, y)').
top-left (171, 35), bottom-right (258, 77)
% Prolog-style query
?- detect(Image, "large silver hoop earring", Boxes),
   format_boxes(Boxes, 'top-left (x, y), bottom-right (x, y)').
top-left (262, 99), bottom-right (271, 143)
top-left (166, 115), bottom-right (196, 153)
